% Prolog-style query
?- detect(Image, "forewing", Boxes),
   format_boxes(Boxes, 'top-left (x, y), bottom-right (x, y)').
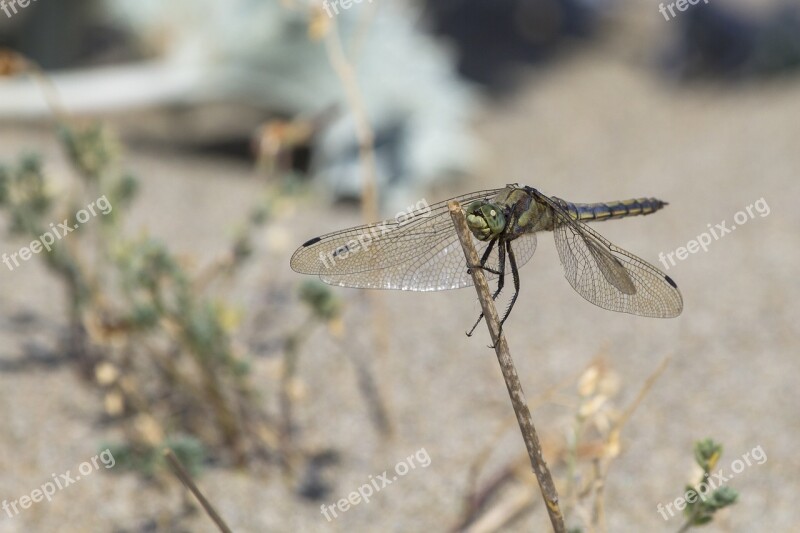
top-left (290, 189), bottom-right (538, 291)
top-left (533, 192), bottom-right (683, 317)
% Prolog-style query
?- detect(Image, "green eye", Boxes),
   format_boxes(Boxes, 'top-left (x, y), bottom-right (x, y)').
top-left (483, 206), bottom-right (505, 234)
top-left (465, 202), bottom-right (505, 241)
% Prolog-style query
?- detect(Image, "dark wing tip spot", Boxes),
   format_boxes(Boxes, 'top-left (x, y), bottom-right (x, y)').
top-left (301, 236), bottom-right (322, 247)
top-left (665, 275), bottom-right (678, 289)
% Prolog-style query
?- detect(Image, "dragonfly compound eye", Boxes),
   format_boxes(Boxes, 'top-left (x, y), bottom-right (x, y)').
top-left (481, 204), bottom-right (506, 236)
top-left (465, 202), bottom-right (505, 241)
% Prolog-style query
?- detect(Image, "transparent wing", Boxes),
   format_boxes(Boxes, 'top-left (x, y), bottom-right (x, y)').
top-left (290, 189), bottom-right (538, 291)
top-left (532, 191), bottom-right (683, 317)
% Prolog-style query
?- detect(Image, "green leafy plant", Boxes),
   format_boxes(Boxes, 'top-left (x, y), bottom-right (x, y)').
top-left (679, 438), bottom-right (739, 531)
top-left (0, 117), bottom-right (388, 495)
top-left (0, 122), bottom-right (284, 472)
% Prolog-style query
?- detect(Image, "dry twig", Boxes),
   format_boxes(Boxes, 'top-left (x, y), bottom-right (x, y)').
top-left (448, 201), bottom-right (566, 533)
top-left (164, 449), bottom-right (233, 533)
top-left (320, 13), bottom-right (393, 433)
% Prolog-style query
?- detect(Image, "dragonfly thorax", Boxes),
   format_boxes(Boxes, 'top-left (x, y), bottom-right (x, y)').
top-left (465, 201), bottom-right (506, 241)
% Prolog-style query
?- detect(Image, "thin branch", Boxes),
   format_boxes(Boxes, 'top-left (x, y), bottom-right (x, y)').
top-left (321, 13), bottom-right (393, 431)
top-left (462, 365), bottom-right (585, 525)
top-left (448, 201), bottom-right (566, 533)
top-left (0, 49), bottom-right (69, 122)
top-left (613, 355), bottom-right (671, 433)
top-left (322, 17), bottom-right (379, 222)
top-left (164, 449), bottom-right (233, 533)
top-left (342, 345), bottom-right (393, 435)
top-left (463, 484), bottom-right (537, 533)
top-left (591, 355), bottom-right (672, 532)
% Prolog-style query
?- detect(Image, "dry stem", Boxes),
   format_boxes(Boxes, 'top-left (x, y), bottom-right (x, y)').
top-left (321, 14), bottom-right (393, 433)
top-left (164, 449), bottom-right (233, 533)
top-left (448, 201), bottom-right (566, 533)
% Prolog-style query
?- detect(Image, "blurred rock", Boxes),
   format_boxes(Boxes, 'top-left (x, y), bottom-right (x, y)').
top-left (422, 0), bottom-right (609, 93)
top-left (662, 2), bottom-right (800, 80)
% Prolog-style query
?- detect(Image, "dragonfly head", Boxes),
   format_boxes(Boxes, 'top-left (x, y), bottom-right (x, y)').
top-left (465, 201), bottom-right (506, 241)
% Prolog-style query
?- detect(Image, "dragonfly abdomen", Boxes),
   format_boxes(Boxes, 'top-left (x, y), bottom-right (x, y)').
top-left (557, 197), bottom-right (668, 222)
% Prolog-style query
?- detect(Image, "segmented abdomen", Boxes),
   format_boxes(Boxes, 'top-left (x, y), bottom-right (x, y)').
top-left (555, 197), bottom-right (668, 222)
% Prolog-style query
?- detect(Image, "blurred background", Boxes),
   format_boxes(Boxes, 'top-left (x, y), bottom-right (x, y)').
top-left (0, 0), bottom-right (798, 531)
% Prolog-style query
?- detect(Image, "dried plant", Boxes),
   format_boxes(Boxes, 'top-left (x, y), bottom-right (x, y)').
top-left (0, 51), bottom-right (392, 502)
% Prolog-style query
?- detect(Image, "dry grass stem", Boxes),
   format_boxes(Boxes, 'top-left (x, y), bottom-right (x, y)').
top-left (164, 449), bottom-right (233, 533)
top-left (448, 201), bottom-right (566, 533)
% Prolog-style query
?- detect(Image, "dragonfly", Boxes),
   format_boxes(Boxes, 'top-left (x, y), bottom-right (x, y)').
top-left (290, 184), bottom-right (683, 337)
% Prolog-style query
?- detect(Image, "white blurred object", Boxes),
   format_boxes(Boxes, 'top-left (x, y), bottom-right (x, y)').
top-left (0, 0), bottom-right (479, 206)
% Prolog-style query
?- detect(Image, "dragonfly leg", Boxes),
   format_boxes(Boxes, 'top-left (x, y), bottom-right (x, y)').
top-left (466, 240), bottom-right (505, 337)
top-left (492, 240), bottom-right (521, 346)
top-left (467, 239), bottom-right (500, 275)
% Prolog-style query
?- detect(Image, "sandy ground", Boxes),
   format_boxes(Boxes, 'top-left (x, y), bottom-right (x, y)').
top-left (1, 6), bottom-right (799, 533)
